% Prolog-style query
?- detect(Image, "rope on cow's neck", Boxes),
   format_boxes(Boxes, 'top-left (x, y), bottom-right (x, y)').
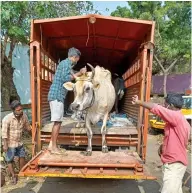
top-left (75, 78), bottom-right (92, 82)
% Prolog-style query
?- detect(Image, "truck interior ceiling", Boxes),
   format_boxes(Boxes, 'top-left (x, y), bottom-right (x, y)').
top-left (32, 14), bottom-right (153, 75)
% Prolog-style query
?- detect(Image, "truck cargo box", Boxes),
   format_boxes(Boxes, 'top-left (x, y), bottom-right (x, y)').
top-left (20, 14), bottom-right (155, 180)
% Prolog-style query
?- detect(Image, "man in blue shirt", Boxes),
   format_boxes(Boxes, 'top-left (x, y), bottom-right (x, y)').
top-left (48, 47), bottom-right (86, 154)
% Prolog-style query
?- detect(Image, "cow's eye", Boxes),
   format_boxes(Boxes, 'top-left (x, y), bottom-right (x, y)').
top-left (85, 87), bottom-right (90, 92)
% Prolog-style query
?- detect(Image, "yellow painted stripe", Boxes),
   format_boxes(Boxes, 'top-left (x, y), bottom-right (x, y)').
top-left (19, 172), bottom-right (156, 180)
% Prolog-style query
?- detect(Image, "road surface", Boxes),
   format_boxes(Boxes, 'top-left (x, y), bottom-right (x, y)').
top-left (2, 134), bottom-right (191, 193)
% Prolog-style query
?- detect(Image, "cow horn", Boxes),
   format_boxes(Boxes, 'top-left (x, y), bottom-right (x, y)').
top-left (87, 63), bottom-right (95, 79)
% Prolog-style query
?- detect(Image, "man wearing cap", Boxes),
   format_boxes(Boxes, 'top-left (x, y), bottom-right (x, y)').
top-left (2, 100), bottom-right (32, 184)
top-left (48, 47), bottom-right (86, 154)
top-left (132, 93), bottom-right (191, 193)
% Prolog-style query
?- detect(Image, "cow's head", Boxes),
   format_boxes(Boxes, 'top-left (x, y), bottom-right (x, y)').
top-left (64, 63), bottom-right (98, 111)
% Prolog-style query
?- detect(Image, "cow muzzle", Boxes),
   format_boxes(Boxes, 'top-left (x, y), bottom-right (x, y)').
top-left (70, 103), bottom-right (80, 111)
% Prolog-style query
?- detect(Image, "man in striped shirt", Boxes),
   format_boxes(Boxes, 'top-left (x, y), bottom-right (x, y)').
top-left (2, 100), bottom-right (31, 184)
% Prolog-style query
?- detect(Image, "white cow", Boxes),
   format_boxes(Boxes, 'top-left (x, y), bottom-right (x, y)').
top-left (64, 64), bottom-right (116, 156)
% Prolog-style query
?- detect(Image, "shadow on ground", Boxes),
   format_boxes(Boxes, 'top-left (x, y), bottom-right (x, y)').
top-left (6, 178), bottom-right (161, 193)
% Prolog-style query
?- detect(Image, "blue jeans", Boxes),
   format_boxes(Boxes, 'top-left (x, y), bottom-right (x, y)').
top-left (5, 145), bottom-right (25, 163)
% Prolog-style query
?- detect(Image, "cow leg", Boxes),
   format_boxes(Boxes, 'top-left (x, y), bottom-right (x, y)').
top-left (76, 122), bottom-right (81, 128)
top-left (101, 113), bottom-right (109, 153)
top-left (85, 117), bottom-right (93, 156)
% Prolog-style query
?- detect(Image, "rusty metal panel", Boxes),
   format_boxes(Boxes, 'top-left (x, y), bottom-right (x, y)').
top-left (36, 43), bottom-right (42, 153)
top-left (38, 150), bottom-right (143, 168)
top-left (41, 134), bottom-right (138, 147)
top-left (141, 42), bottom-right (155, 161)
top-left (121, 44), bottom-right (154, 161)
top-left (34, 14), bottom-right (153, 25)
top-left (150, 21), bottom-right (156, 43)
top-left (30, 42), bottom-right (38, 156)
top-left (137, 46), bottom-right (148, 158)
top-left (40, 49), bottom-right (57, 124)
top-left (41, 80), bottom-right (51, 123)
top-left (30, 39), bottom-right (58, 155)
top-left (121, 83), bottom-right (140, 122)
top-left (121, 54), bottom-right (142, 123)
top-left (19, 166), bottom-right (156, 180)
top-left (19, 150), bottom-right (156, 180)
top-left (132, 42), bottom-right (154, 161)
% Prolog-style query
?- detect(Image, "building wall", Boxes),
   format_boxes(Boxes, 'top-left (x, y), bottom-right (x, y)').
top-left (152, 73), bottom-right (191, 95)
top-left (6, 43), bottom-right (31, 104)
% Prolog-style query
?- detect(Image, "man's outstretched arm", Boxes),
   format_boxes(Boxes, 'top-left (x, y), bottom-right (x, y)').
top-left (132, 95), bottom-right (155, 110)
top-left (132, 95), bottom-right (177, 126)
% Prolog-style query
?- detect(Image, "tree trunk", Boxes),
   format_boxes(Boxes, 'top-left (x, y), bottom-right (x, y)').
top-left (163, 72), bottom-right (168, 97)
top-left (154, 54), bottom-right (180, 98)
top-left (1, 34), bottom-right (8, 64)
top-left (1, 44), bottom-right (20, 110)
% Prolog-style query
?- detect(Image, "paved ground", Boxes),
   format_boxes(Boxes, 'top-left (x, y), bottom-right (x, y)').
top-left (2, 134), bottom-right (191, 193)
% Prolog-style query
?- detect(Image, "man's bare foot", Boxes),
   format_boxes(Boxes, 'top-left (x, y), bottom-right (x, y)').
top-left (11, 176), bottom-right (18, 185)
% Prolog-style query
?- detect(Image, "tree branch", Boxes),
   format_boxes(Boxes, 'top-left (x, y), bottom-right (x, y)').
top-left (154, 54), bottom-right (165, 72)
top-left (166, 57), bottom-right (180, 72)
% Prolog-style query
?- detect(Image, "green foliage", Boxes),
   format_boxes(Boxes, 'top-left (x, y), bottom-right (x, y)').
top-left (0, 1), bottom-right (95, 109)
top-left (1, 1), bottom-right (94, 45)
top-left (1, 2), bottom-right (29, 43)
top-left (111, 2), bottom-right (191, 74)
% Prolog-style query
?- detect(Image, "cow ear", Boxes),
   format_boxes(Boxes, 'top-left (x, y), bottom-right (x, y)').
top-left (63, 82), bottom-right (74, 91)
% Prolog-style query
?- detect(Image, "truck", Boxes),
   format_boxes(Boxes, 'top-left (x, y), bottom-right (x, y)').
top-left (19, 14), bottom-right (156, 180)
top-left (182, 89), bottom-right (192, 123)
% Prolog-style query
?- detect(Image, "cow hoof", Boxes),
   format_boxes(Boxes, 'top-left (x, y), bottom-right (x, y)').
top-left (86, 151), bottom-right (92, 156)
top-left (102, 146), bottom-right (108, 153)
top-left (80, 150), bottom-right (92, 156)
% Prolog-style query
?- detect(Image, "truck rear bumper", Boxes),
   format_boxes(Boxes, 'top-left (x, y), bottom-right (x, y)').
top-left (19, 150), bottom-right (156, 180)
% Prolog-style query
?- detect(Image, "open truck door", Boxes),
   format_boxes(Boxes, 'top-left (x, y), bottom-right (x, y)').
top-left (19, 14), bottom-right (156, 180)
top-left (20, 150), bottom-right (155, 180)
